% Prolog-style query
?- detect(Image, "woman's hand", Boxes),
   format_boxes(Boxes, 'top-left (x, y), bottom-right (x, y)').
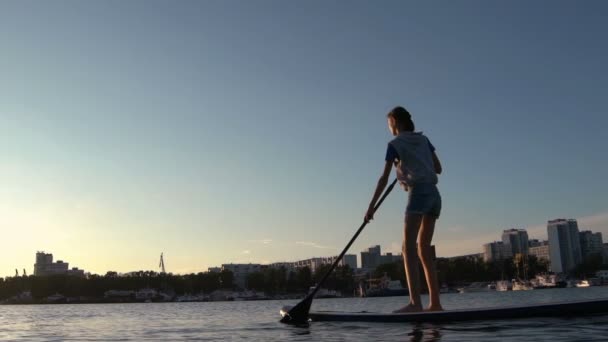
top-left (365, 161), bottom-right (393, 222)
top-left (364, 206), bottom-right (375, 222)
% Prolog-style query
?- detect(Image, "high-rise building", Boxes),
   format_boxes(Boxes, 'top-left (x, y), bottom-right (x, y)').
top-left (547, 219), bottom-right (583, 273)
top-left (360, 245), bottom-right (401, 269)
top-left (579, 231), bottom-right (603, 259)
top-left (483, 241), bottom-right (512, 262)
top-left (603, 243), bottom-right (608, 265)
top-left (502, 228), bottom-right (529, 256)
top-left (529, 241), bottom-right (550, 261)
top-left (34, 251), bottom-right (84, 276)
top-left (361, 245), bottom-right (382, 269)
top-left (342, 254), bottom-right (358, 270)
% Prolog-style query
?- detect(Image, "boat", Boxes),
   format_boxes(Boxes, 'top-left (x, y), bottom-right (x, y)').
top-left (45, 293), bottom-right (66, 303)
top-left (234, 290), bottom-right (270, 301)
top-left (175, 293), bottom-right (208, 302)
top-left (307, 298), bottom-right (608, 323)
top-left (439, 284), bottom-right (457, 293)
top-left (496, 280), bottom-right (512, 291)
top-left (575, 279), bottom-right (600, 287)
top-left (512, 279), bottom-right (533, 291)
top-left (208, 290), bottom-right (235, 301)
top-left (135, 288), bottom-right (172, 302)
top-left (135, 288), bottom-right (158, 301)
top-left (531, 274), bottom-right (567, 289)
top-left (3, 291), bottom-right (34, 304)
top-left (458, 282), bottom-right (494, 293)
top-left (510, 253), bottom-right (535, 291)
top-left (366, 280), bottom-right (408, 297)
top-left (589, 278), bottom-right (602, 286)
top-left (311, 287), bottom-right (342, 299)
top-left (357, 273), bottom-right (408, 297)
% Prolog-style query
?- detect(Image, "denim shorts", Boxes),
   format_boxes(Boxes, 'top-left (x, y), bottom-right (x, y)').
top-left (406, 183), bottom-right (442, 218)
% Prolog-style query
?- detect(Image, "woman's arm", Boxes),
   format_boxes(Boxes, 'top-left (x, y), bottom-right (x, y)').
top-left (432, 151), bottom-right (442, 175)
top-left (365, 160), bottom-right (393, 222)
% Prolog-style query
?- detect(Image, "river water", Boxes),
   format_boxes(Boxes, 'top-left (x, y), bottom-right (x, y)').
top-left (1, 287), bottom-right (608, 341)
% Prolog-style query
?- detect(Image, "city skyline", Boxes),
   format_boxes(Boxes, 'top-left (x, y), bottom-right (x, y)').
top-left (13, 215), bottom-right (607, 278)
top-left (2, 2), bottom-right (608, 277)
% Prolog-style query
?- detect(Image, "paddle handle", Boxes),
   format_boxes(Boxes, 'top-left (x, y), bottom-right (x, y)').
top-left (307, 178), bottom-right (399, 299)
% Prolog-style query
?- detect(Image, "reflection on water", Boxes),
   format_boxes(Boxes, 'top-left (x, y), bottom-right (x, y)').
top-left (1, 287), bottom-right (608, 341)
top-left (409, 324), bottom-right (442, 342)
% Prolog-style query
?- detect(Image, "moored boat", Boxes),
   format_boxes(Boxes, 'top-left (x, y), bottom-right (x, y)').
top-left (496, 280), bottom-right (512, 291)
top-left (358, 273), bottom-right (408, 297)
top-left (575, 278), bottom-right (600, 287)
top-left (512, 280), bottom-right (533, 291)
top-left (458, 282), bottom-right (495, 293)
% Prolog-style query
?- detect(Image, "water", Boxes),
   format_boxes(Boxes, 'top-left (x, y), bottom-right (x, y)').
top-left (1, 287), bottom-right (608, 341)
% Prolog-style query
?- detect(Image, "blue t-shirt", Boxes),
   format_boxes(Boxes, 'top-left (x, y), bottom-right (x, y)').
top-left (386, 139), bottom-right (435, 161)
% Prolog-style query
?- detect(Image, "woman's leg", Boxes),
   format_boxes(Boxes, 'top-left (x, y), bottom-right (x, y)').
top-left (393, 213), bottom-right (423, 313)
top-left (418, 214), bottom-right (443, 311)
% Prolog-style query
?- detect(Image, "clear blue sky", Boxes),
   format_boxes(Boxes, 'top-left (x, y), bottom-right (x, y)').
top-left (1, 1), bottom-right (607, 276)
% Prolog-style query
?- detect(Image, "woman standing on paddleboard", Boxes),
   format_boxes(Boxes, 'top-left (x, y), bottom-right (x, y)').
top-left (365, 106), bottom-right (443, 312)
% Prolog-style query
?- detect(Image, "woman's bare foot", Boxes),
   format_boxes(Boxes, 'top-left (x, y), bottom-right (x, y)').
top-left (393, 303), bottom-right (423, 313)
top-left (424, 305), bottom-right (444, 312)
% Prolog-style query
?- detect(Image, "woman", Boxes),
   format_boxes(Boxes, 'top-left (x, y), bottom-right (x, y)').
top-left (365, 106), bottom-right (443, 312)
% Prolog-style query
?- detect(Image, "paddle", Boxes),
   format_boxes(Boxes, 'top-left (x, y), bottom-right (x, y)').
top-left (279, 178), bottom-right (399, 324)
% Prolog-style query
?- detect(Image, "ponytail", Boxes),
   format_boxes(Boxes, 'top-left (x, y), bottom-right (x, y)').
top-left (387, 106), bottom-right (415, 132)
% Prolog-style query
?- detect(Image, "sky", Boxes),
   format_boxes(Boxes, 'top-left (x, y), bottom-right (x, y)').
top-left (1, 1), bottom-right (607, 277)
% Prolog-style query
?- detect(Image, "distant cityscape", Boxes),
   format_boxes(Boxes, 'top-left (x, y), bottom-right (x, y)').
top-left (2, 217), bottom-right (607, 305)
top-left (28, 246), bottom-right (398, 290)
top-left (14, 217), bottom-right (608, 290)
top-left (482, 218), bottom-right (607, 274)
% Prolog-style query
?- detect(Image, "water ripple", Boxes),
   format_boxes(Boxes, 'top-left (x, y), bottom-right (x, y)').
top-left (1, 287), bottom-right (608, 341)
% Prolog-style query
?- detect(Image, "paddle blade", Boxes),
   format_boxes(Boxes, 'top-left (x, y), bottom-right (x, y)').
top-left (279, 296), bottom-right (312, 324)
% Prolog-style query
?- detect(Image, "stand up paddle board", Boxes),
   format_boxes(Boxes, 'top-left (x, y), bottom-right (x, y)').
top-left (308, 298), bottom-right (608, 323)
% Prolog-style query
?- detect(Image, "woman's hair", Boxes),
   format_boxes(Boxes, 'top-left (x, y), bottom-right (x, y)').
top-left (387, 106), bottom-right (415, 132)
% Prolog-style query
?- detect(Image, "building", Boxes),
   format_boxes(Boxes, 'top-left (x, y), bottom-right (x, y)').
top-left (547, 219), bottom-right (583, 273)
top-left (380, 252), bottom-right (402, 265)
top-left (502, 228), bottom-right (529, 256)
top-left (579, 231), bottom-right (603, 259)
top-left (267, 262), bottom-right (295, 272)
top-left (289, 256), bottom-right (352, 273)
top-left (361, 245), bottom-right (382, 269)
top-left (529, 241), bottom-right (550, 261)
top-left (483, 241), bottom-right (512, 262)
top-left (207, 267), bottom-right (221, 273)
top-left (291, 257), bottom-right (335, 273)
top-left (67, 268), bottom-right (85, 277)
top-left (342, 254), bottom-right (358, 270)
top-left (268, 255), bottom-right (356, 274)
top-left (221, 263), bottom-right (264, 289)
top-left (529, 239), bottom-right (542, 247)
top-left (603, 243), bottom-right (608, 265)
top-left (33, 251), bottom-right (84, 277)
top-left (360, 245), bottom-right (401, 269)
top-left (444, 253), bottom-right (484, 262)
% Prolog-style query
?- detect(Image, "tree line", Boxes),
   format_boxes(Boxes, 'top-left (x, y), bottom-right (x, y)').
top-left (0, 265), bottom-right (355, 301)
top-left (0, 270), bottom-right (235, 301)
top-left (375, 254), bottom-right (605, 288)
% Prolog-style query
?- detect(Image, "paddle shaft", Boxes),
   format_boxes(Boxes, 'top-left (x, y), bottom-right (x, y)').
top-left (307, 178), bottom-right (398, 300)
